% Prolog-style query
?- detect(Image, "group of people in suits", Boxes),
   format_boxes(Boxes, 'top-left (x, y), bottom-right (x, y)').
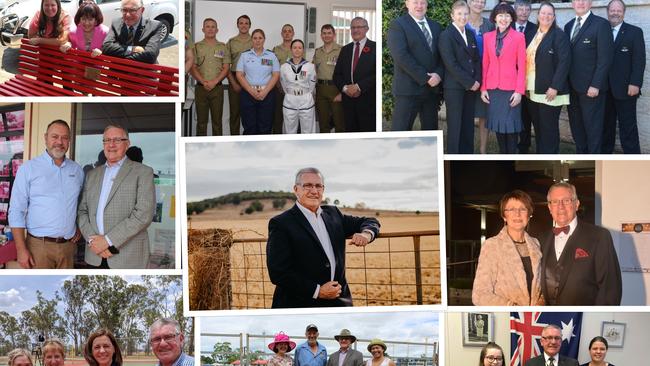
top-left (265, 167), bottom-right (380, 308)
top-left (189, 14), bottom-right (376, 136)
top-left (472, 182), bottom-right (622, 306)
top-left (481, 330), bottom-right (613, 366)
top-left (388, 0), bottom-right (645, 154)
top-left (267, 326), bottom-right (394, 366)
top-left (8, 120), bottom-right (155, 269)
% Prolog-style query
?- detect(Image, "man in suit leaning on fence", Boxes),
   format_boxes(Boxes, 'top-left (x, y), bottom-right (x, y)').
top-left (266, 167), bottom-right (380, 308)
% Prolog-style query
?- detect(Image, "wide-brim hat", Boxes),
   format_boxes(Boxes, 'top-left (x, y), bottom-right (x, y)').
top-left (268, 332), bottom-right (296, 352)
top-left (334, 329), bottom-right (357, 343)
top-left (367, 339), bottom-right (387, 353)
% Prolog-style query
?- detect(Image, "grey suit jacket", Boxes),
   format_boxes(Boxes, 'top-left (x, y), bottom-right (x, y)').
top-left (472, 226), bottom-right (545, 306)
top-left (77, 158), bottom-right (155, 268)
top-left (326, 349), bottom-right (363, 366)
top-left (526, 354), bottom-right (579, 366)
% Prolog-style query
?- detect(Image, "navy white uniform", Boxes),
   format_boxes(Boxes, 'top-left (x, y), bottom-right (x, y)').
top-left (236, 49), bottom-right (280, 134)
top-left (280, 59), bottom-right (317, 133)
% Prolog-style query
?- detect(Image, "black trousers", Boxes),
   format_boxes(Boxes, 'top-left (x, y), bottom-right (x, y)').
top-left (603, 90), bottom-right (641, 153)
top-left (528, 100), bottom-right (562, 154)
top-left (496, 133), bottom-right (519, 154)
top-left (342, 94), bottom-right (375, 132)
top-left (567, 90), bottom-right (605, 153)
top-left (445, 88), bottom-right (476, 154)
top-left (392, 92), bottom-right (440, 131)
top-left (517, 96), bottom-right (534, 153)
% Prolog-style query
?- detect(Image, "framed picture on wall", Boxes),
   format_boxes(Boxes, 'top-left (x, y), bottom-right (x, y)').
top-left (602, 321), bottom-right (625, 348)
top-left (463, 312), bottom-right (493, 346)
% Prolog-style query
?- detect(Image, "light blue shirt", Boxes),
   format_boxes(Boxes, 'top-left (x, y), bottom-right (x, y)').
top-left (95, 155), bottom-right (127, 245)
top-left (294, 341), bottom-right (327, 366)
top-left (8, 151), bottom-right (83, 238)
top-left (156, 352), bottom-right (194, 366)
top-left (236, 48), bottom-right (280, 85)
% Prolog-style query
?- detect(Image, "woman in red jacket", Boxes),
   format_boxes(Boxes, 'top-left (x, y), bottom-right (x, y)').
top-left (481, 3), bottom-right (526, 154)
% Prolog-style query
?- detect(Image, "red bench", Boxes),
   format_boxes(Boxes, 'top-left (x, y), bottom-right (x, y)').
top-left (0, 38), bottom-right (179, 96)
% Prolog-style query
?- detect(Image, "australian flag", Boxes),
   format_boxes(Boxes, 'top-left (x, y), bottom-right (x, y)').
top-left (510, 312), bottom-right (582, 366)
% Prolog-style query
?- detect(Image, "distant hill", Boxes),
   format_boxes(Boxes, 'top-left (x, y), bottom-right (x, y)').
top-left (187, 191), bottom-right (294, 215)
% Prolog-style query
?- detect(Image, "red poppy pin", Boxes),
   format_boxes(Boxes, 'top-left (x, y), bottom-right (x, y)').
top-left (575, 248), bottom-right (589, 259)
top-left (362, 46), bottom-right (371, 53)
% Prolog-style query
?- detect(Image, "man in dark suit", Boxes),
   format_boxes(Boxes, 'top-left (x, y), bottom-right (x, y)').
top-left (541, 182), bottom-right (622, 305)
top-left (326, 329), bottom-right (363, 366)
top-left (513, 0), bottom-right (538, 153)
top-left (333, 17), bottom-right (376, 132)
top-left (266, 167), bottom-right (380, 308)
top-left (525, 325), bottom-right (579, 366)
top-left (603, 0), bottom-right (645, 154)
top-left (102, 0), bottom-right (164, 64)
top-left (564, 0), bottom-right (614, 153)
top-left (387, 0), bottom-right (443, 131)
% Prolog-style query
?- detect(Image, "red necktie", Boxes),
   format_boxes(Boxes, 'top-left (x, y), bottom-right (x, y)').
top-left (553, 226), bottom-right (569, 235)
top-left (352, 42), bottom-right (360, 73)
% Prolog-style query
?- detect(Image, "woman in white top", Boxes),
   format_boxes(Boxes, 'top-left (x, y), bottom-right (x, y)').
top-left (366, 339), bottom-right (396, 366)
top-left (280, 39), bottom-right (317, 133)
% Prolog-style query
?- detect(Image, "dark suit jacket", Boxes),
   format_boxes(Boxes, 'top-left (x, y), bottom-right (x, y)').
top-left (564, 13), bottom-right (613, 93)
top-left (387, 14), bottom-right (444, 96)
top-left (333, 39), bottom-right (376, 100)
top-left (326, 349), bottom-right (363, 366)
top-left (438, 24), bottom-right (481, 90)
top-left (512, 21), bottom-right (538, 46)
top-left (541, 219), bottom-right (622, 305)
top-left (266, 204), bottom-right (380, 308)
top-left (526, 354), bottom-right (579, 366)
top-left (533, 26), bottom-right (571, 95)
top-left (102, 18), bottom-right (163, 64)
top-left (608, 22), bottom-right (645, 100)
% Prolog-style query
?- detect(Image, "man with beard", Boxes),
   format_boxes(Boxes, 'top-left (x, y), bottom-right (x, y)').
top-left (295, 324), bottom-right (327, 366)
top-left (9, 120), bottom-right (84, 268)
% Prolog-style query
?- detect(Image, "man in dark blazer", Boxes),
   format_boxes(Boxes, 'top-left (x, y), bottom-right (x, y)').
top-left (525, 325), bottom-right (579, 366)
top-left (266, 167), bottom-right (380, 308)
top-left (603, 0), bottom-right (645, 154)
top-left (387, 0), bottom-right (443, 131)
top-left (102, 0), bottom-right (164, 64)
top-left (513, 0), bottom-right (538, 153)
top-left (541, 182), bottom-right (622, 305)
top-left (333, 17), bottom-right (376, 132)
top-left (326, 329), bottom-right (363, 366)
top-left (564, 0), bottom-right (614, 153)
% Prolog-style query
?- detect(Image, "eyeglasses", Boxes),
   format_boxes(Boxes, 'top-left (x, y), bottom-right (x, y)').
top-left (351, 26), bottom-right (368, 30)
top-left (120, 7), bottom-right (141, 14)
top-left (541, 336), bottom-right (562, 341)
top-left (486, 357), bottom-right (503, 363)
top-left (102, 138), bottom-right (129, 144)
top-left (504, 207), bottom-right (528, 214)
top-left (548, 198), bottom-right (575, 206)
top-left (300, 183), bottom-right (324, 191)
top-left (150, 333), bottom-right (179, 345)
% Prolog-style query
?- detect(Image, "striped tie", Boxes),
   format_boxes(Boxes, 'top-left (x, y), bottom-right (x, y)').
top-left (571, 16), bottom-right (582, 42)
top-left (419, 21), bottom-right (433, 49)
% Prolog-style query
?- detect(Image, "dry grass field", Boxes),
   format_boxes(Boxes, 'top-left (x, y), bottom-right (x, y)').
top-left (188, 200), bottom-right (441, 309)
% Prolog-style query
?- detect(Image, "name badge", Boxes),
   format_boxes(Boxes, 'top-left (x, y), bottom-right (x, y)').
top-left (582, 38), bottom-right (591, 44)
top-left (548, 48), bottom-right (554, 54)
top-left (261, 58), bottom-right (274, 66)
top-left (215, 50), bottom-right (225, 58)
top-left (326, 56), bottom-right (337, 66)
top-left (621, 46), bottom-right (629, 52)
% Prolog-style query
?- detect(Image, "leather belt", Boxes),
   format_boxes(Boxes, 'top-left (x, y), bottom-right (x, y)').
top-left (317, 79), bottom-right (334, 85)
top-left (28, 233), bottom-right (68, 243)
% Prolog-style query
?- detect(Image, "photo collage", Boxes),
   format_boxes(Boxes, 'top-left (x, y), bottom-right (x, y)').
top-left (0, 1), bottom-right (649, 366)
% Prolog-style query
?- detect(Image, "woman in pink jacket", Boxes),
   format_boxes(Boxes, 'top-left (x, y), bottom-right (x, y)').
top-left (480, 3), bottom-right (526, 154)
top-left (60, 2), bottom-right (108, 56)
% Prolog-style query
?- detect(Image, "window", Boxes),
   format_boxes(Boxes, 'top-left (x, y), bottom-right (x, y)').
top-left (332, 7), bottom-right (377, 45)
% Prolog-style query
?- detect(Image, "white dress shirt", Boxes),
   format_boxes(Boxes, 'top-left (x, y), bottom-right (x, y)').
top-left (296, 201), bottom-right (336, 298)
top-left (571, 11), bottom-right (592, 39)
top-left (452, 23), bottom-right (468, 46)
top-left (554, 216), bottom-right (578, 261)
top-left (95, 155), bottom-right (127, 246)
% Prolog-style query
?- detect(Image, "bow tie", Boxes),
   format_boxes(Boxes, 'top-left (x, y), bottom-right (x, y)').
top-left (553, 226), bottom-right (570, 235)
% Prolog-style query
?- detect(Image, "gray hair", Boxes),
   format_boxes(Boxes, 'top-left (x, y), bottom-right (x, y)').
top-left (123, 0), bottom-right (144, 8)
top-left (542, 324), bottom-right (562, 334)
top-left (295, 167), bottom-right (324, 185)
top-left (103, 124), bottom-right (130, 138)
top-left (547, 182), bottom-right (578, 202)
top-left (607, 0), bottom-right (626, 12)
top-left (351, 17), bottom-right (368, 28)
top-left (149, 318), bottom-right (182, 339)
top-left (514, 0), bottom-right (532, 10)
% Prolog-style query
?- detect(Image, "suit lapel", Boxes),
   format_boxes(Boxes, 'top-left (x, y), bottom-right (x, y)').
top-left (320, 208), bottom-right (344, 267)
top-left (573, 14), bottom-right (593, 44)
top-left (105, 158), bottom-right (134, 206)
top-left (556, 221), bottom-right (583, 294)
top-left (290, 205), bottom-right (328, 257)
top-left (614, 22), bottom-right (626, 48)
top-left (407, 16), bottom-right (431, 50)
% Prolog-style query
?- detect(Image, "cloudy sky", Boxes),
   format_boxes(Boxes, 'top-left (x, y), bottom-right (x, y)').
top-left (185, 136), bottom-right (439, 211)
top-left (200, 311), bottom-right (439, 358)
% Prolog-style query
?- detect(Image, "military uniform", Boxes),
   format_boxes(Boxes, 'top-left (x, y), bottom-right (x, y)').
top-left (272, 43), bottom-right (292, 134)
top-left (313, 43), bottom-right (344, 132)
top-left (193, 39), bottom-right (231, 135)
top-left (280, 59), bottom-right (317, 133)
top-left (236, 49), bottom-right (280, 134)
top-left (226, 34), bottom-right (252, 135)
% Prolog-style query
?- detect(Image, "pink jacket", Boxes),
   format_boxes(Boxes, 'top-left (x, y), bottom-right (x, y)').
top-left (69, 23), bottom-right (109, 51)
top-left (481, 29), bottom-right (526, 94)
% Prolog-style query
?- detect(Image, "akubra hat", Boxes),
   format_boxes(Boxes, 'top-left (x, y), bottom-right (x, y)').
top-left (367, 339), bottom-right (387, 353)
top-left (268, 332), bottom-right (296, 352)
top-left (334, 329), bottom-right (357, 343)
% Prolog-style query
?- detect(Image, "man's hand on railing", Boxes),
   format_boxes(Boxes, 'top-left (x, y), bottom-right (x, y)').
top-left (349, 232), bottom-right (371, 247)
